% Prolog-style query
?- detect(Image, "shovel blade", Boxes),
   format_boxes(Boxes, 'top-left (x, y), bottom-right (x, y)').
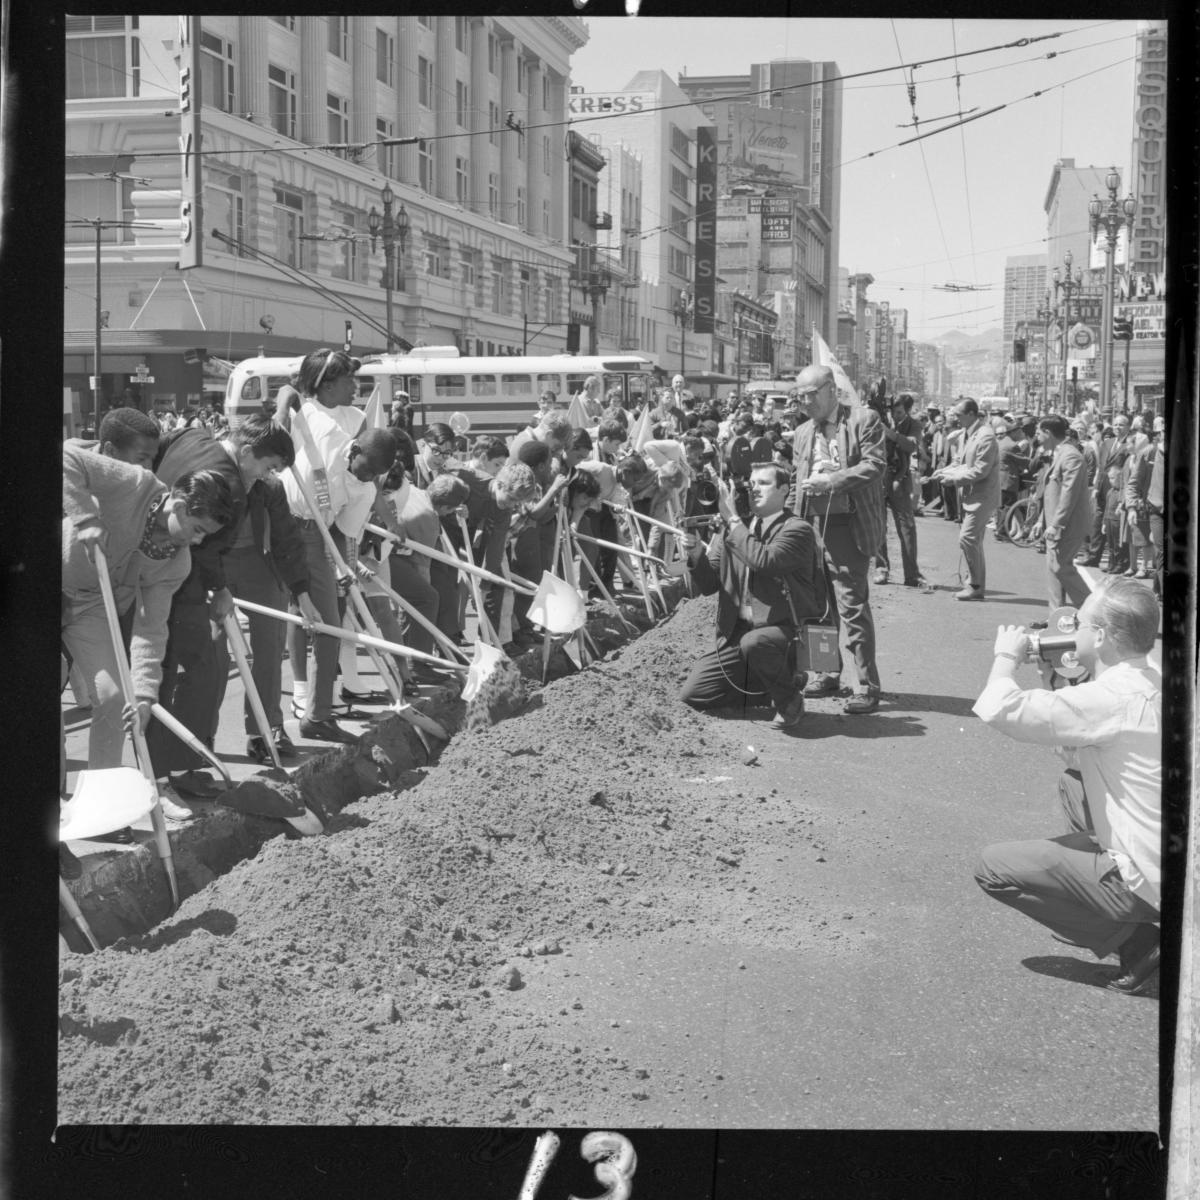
top-left (61, 768), bottom-right (158, 841)
top-left (218, 776), bottom-right (306, 820)
top-left (462, 641), bottom-right (506, 702)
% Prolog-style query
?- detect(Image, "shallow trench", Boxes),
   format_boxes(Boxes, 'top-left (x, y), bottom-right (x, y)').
top-left (59, 589), bottom-right (681, 954)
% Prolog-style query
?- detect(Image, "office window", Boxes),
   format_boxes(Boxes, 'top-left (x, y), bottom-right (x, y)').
top-left (545, 276), bottom-right (559, 324)
top-left (488, 32), bottom-right (499, 74)
top-left (376, 117), bottom-right (396, 178)
top-left (668, 246), bottom-right (691, 277)
top-left (65, 175), bottom-right (134, 243)
top-left (272, 16), bottom-right (295, 31)
top-left (456, 80), bottom-right (469, 128)
top-left (455, 16), bottom-right (468, 52)
top-left (515, 56), bottom-right (524, 93)
top-left (199, 30), bottom-right (235, 114)
top-left (66, 15), bottom-right (139, 99)
top-left (543, 135), bottom-right (551, 175)
top-left (418, 140), bottom-right (433, 192)
top-left (543, 74), bottom-right (552, 111)
top-left (460, 248), bottom-right (476, 288)
top-left (670, 123), bottom-right (691, 161)
top-left (376, 29), bottom-right (395, 86)
top-left (488, 173), bottom-right (499, 219)
top-left (519, 268), bottom-right (532, 315)
top-left (273, 185), bottom-right (305, 268)
top-left (418, 56), bottom-right (433, 108)
top-left (669, 165), bottom-right (690, 199)
top-left (268, 64), bottom-right (296, 139)
top-left (489, 101), bottom-right (500, 145)
top-left (326, 92), bottom-right (349, 151)
top-left (423, 235), bottom-right (449, 279)
top-left (328, 16), bottom-right (348, 59)
top-left (670, 206), bottom-right (690, 238)
top-left (205, 171), bottom-right (245, 256)
top-left (330, 207), bottom-right (362, 282)
top-left (455, 156), bottom-right (470, 205)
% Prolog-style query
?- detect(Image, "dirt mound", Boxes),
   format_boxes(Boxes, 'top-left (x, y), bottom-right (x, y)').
top-left (58, 595), bottom-right (825, 1126)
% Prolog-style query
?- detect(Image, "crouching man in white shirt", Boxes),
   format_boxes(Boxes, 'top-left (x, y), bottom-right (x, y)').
top-left (972, 577), bottom-right (1162, 995)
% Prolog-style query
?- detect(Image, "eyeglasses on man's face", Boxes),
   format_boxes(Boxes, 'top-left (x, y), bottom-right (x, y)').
top-left (1068, 613), bottom-right (1104, 633)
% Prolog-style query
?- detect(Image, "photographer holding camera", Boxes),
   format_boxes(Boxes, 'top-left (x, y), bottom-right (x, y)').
top-left (972, 577), bottom-right (1162, 995)
top-left (679, 464), bottom-right (825, 729)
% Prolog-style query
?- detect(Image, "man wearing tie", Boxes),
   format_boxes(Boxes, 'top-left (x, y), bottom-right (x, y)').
top-left (789, 364), bottom-right (887, 714)
top-left (680, 464), bottom-right (824, 729)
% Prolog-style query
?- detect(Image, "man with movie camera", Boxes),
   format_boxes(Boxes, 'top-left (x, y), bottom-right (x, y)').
top-left (972, 578), bottom-right (1162, 995)
top-left (679, 463), bottom-right (825, 729)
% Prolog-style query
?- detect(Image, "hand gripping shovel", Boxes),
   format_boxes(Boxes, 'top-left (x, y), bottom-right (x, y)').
top-left (219, 614), bottom-right (325, 835)
top-left (92, 546), bottom-right (180, 910)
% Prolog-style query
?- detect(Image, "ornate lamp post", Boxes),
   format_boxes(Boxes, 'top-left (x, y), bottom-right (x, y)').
top-left (1035, 289), bottom-right (1057, 415)
top-left (672, 288), bottom-right (693, 378)
top-left (1088, 168), bottom-right (1137, 416)
top-left (368, 185), bottom-right (409, 353)
top-left (1052, 249), bottom-right (1082, 413)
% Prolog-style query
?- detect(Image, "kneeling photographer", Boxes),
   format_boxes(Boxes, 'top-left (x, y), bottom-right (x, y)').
top-left (679, 463), bottom-right (825, 730)
top-left (971, 578), bottom-right (1162, 994)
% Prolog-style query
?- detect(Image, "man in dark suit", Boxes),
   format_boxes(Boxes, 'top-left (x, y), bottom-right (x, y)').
top-left (789, 364), bottom-right (887, 714)
top-left (1038, 414), bottom-right (1093, 610)
top-left (680, 464), bottom-right (824, 729)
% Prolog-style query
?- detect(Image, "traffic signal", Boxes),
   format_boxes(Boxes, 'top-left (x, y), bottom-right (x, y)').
top-left (565, 323), bottom-right (581, 353)
top-left (1013, 339), bottom-right (1026, 363)
top-left (1112, 317), bottom-right (1133, 341)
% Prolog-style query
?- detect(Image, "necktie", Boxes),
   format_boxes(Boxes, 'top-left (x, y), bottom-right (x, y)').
top-left (739, 519), bottom-right (762, 621)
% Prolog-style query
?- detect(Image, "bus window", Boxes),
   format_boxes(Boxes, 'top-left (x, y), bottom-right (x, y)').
top-left (402, 377), bottom-right (421, 404)
top-left (536, 373), bottom-right (562, 396)
top-left (355, 377), bottom-right (378, 403)
top-left (239, 376), bottom-right (263, 402)
top-left (433, 374), bottom-right (466, 398)
top-left (471, 374), bottom-right (497, 397)
top-left (500, 374), bottom-right (533, 396)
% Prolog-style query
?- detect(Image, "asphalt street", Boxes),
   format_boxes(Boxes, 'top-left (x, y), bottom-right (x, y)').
top-left (61, 505), bottom-right (1164, 1130)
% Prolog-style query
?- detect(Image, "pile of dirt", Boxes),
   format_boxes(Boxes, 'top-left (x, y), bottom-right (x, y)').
top-left (58, 595), bottom-right (826, 1126)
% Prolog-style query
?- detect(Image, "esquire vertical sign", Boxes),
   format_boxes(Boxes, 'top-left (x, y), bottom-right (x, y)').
top-left (1130, 25), bottom-right (1166, 275)
top-left (178, 15), bottom-right (203, 270)
top-left (692, 125), bottom-right (717, 334)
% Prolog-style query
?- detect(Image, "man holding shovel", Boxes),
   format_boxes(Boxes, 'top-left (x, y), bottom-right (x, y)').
top-left (62, 445), bottom-right (233, 818)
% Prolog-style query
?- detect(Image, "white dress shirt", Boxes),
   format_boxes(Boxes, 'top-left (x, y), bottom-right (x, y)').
top-left (282, 400), bottom-right (376, 538)
top-left (973, 660), bottom-right (1162, 907)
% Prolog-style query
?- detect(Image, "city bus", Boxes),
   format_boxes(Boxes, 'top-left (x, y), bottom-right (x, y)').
top-left (224, 348), bottom-right (659, 438)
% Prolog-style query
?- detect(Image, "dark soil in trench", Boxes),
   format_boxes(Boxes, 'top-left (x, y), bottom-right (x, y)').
top-left (58, 594), bottom-right (841, 1126)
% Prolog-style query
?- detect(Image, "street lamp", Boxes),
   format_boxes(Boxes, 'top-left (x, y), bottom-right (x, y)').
top-left (1036, 289), bottom-right (1057, 415)
top-left (1089, 167), bottom-right (1137, 417)
top-left (1052, 249), bottom-right (1083, 413)
top-left (368, 185), bottom-right (409, 354)
top-left (673, 288), bottom-right (693, 378)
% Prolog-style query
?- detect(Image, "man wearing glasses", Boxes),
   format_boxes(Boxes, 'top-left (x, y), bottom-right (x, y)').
top-left (972, 579), bottom-right (1162, 995)
top-left (789, 364), bottom-right (887, 715)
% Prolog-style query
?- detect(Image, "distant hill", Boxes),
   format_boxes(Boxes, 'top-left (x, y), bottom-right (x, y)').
top-left (932, 327), bottom-right (1002, 350)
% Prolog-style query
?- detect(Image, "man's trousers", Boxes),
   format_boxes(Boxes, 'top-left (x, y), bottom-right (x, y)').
top-left (680, 621), bottom-right (799, 713)
top-left (213, 545), bottom-right (288, 734)
top-left (387, 553), bottom-right (439, 658)
top-left (958, 503), bottom-right (994, 591)
top-left (974, 769), bottom-right (1158, 959)
top-left (1046, 531), bottom-right (1091, 610)
top-left (874, 475), bottom-right (920, 583)
top-left (817, 514), bottom-right (880, 693)
top-left (285, 523), bottom-right (345, 723)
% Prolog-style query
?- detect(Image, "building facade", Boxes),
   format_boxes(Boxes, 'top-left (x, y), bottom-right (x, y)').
top-left (65, 14), bottom-right (588, 427)
top-left (1002, 254), bottom-right (1047, 352)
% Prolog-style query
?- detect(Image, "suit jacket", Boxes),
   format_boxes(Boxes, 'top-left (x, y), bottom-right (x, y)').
top-left (997, 434), bottom-right (1031, 492)
top-left (941, 419), bottom-right (1000, 513)
top-left (790, 404), bottom-right (886, 558)
top-left (686, 512), bottom-right (825, 643)
top-left (1042, 440), bottom-right (1092, 544)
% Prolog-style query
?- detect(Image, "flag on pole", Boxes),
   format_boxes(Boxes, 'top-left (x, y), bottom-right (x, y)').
top-left (361, 381), bottom-right (387, 430)
top-left (813, 325), bottom-right (861, 406)
top-left (627, 402), bottom-right (653, 452)
top-left (564, 391), bottom-right (591, 430)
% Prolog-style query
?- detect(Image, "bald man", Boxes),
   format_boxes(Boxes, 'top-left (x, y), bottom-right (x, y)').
top-left (789, 365), bottom-right (887, 714)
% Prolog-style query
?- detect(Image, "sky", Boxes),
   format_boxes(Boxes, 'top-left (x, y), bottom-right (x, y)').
top-left (569, 17), bottom-right (1146, 342)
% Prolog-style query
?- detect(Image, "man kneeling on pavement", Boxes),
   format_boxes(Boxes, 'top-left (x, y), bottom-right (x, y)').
top-left (679, 463), bottom-right (825, 729)
top-left (972, 578), bottom-right (1162, 995)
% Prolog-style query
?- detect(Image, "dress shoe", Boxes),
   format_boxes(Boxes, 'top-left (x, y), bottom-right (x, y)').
top-left (955, 586), bottom-right (985, 601)
top-left (271, 727), bottom-right (297, 757)
top-left (803, 674), bottom-right (841, 698)
top-left (156, 784), bottom-right (198, 821)
top-left (168, 769), bottom-right (221, 799)
top-left (1107, 924), bottom-right (1160, 995)
top-left (340, 686), bottom-right (391, 705)
top-left (298, 717), bottom-right (359, 745)
top-left (872, 568), bottom-right (889, 585)
top-left (246, 735), bottom-right (272, 765)
top-left (903, 577), bottom-right (924, 588)
top-left (770, 689), bottom-right (806, 729)
top-left (844, 689), bottom-right (880, 715)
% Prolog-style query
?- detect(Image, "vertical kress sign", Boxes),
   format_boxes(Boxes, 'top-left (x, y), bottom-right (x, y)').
top-left (692, 125), bottom-right (717, 334)
top-left (178, 16), bottom-right (203, 269)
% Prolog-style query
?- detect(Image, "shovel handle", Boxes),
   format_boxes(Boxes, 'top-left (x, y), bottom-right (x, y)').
top-left (572, 531), bottom-right (666, 567)
top-left (233, 599), bottom-right (469, 673)
top-left (149, 703), bottom-right (232, 783)
top-left (611, 504), bottom-right (688, 539)
top-left (221, 614), bottom-right (284, 770)
top-left (366, 524), bottom-right (537, 596)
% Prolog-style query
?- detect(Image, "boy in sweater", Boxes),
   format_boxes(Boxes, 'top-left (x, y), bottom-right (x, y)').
top-left (62, 446), bottom-right (233, 813)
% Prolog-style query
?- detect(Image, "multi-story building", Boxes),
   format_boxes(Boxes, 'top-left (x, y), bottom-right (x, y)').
top-left (677, 58), bottom-right (843, 356)
top-left (1002, 254), bottom-right (1047, 353)
top-left (64, 14), bottom-right (588, 427)
top-left (568, 72), bottom-right (712, 378)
